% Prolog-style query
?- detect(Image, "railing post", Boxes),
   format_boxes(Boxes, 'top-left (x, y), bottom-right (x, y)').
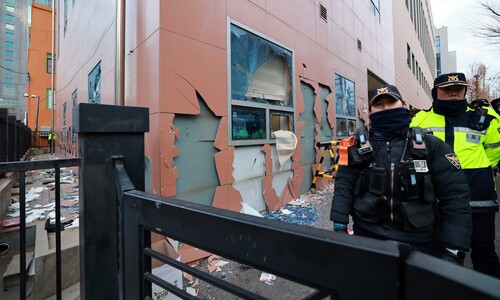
top-left (7, 116), bottom-right (15, 161)
top-left (74, 103), bottom-right (149, 300)
top-left (0, 109), bottom-right (7, 164)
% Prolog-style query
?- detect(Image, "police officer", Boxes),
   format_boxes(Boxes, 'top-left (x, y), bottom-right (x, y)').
top-left (411, 73), bottom-right (500, 278)
top-left (330, 84), bottom-right (472, 265)
top-left (491, 98), bottom-right (500, 116)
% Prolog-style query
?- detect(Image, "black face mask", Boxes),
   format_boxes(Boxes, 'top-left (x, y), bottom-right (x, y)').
top-left (369, 107), bottom-right (411, 140)
top-left (433, 99), bottom-right (467, 116)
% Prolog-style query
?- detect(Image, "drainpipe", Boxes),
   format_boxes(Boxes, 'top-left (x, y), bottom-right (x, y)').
top-left (115, 0), bottom-right (125, 106)
top-left (51, 0), bottom-right (55, 153)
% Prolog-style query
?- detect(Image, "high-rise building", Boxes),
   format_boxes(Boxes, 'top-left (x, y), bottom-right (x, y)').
top-left (435, 26), bottom-right (457, 76)
top-left (0, 0), bottom-right (30, 120)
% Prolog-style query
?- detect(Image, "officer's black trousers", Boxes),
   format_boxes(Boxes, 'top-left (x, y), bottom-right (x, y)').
top-left (471, 212), bottom-right (500, 278)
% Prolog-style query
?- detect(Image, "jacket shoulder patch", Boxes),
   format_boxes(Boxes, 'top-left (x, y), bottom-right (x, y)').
top-left (445, 153), bottom-right (461, 169)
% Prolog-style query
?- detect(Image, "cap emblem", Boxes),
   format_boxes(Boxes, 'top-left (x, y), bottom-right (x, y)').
top-left (448, 75), bottom-right (459, 82)
top-left (377, 87), bottom-right (388, 94)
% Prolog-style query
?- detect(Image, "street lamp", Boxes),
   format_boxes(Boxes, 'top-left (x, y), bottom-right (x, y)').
top-left (23, 93), bottom-right (40, 147)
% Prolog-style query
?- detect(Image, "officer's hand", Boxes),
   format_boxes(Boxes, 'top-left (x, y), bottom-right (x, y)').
top-left (441, 248), bottom-right (465, 266)
top-left (332, 222), bottom-right (348, 234)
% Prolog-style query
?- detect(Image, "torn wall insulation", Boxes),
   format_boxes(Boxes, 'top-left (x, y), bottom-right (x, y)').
top-left (173, 94), bottom-right (220, 206)
top-left (319, 84), bottom-right (334, 142)
top-left (230, 24), bottom-right (292, 104)
top-left (298, 81), bottom-right (317, 194)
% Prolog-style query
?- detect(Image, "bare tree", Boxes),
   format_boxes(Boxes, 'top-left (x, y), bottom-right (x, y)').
top-left (472, 1), bottom-right (500, 45)
top-left (466, 62), bottom-right (490, 101)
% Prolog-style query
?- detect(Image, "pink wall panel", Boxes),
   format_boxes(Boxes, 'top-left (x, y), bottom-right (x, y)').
top-left (293, 0), bottom-right (315, 40)
top-left (265, 14), bottom-right (294, 49)
top-left (265, 0), bottom-right (294, 26)
top-left (160, 0), bottom-right (226, 49)
top-left (125, 0), bottom-right (160, 53)
top-left (227, 0), bottom-right (266, 34)
top-left (133, 32), bottom-right (161, 113)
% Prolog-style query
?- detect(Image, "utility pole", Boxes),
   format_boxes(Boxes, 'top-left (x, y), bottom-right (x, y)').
top-left (33, 95), bottom-right (40, 147)
top-left (474, 75), bottom-right (480, 100)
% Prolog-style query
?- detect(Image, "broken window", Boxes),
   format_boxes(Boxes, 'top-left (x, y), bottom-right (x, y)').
top-left (229, 22), bottom-right (294, 145)
top-left (334, 74), bottom-right (356, 138)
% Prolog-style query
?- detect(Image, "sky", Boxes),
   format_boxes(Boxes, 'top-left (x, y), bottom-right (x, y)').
top-left (429, 0), bottom-right (500, 95)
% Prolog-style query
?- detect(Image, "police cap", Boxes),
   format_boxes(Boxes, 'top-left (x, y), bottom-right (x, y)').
top-left (434, 72), bottom-right (468, 88)
top-left (369, 84), bottom-right (402, 106)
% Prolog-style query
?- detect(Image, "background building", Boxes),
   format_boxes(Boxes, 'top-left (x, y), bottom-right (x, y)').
top-left (435, 26), bottom-right (457, 76)
top-left (0, 0), bottom-right (30, 120)
top-left (53, 0), bottom-right (437, 214)
top-left (26, 1), bottom-right (55, 141)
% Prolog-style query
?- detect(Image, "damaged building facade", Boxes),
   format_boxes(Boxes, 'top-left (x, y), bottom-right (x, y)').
top-left (53, 0), bottom-right (436, 213)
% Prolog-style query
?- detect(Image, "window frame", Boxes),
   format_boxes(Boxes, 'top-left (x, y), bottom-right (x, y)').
top-left (46, 53), bottom-right (54, 73)
top-left (227, 19), bottom-right (295, 146)
top-left (334, 73), bottom-right (357, 139)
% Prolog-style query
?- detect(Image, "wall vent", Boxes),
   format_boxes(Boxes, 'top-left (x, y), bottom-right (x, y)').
top-left (320, 4), bottom-right (327, 22)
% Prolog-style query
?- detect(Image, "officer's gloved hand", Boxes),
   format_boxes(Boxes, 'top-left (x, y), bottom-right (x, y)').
top-left (332, 222), bottom-right (348, 234)
top-left (441, 248), bottom-right (465, 266)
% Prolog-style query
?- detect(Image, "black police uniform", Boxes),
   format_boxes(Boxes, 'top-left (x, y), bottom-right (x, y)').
top-left (330, 129), bottom-right (472, 253)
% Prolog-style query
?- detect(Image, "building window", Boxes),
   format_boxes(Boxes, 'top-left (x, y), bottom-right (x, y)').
top-left (435, 37), bottom-right (440, 48)
top-left (5, 23), bottom-right (14, 30)
top-left (64, 0), bottom-right (68, 34)
top-left (5, 78), bottom-right (13, 84)
top-left (5, 50), bottom-right (13, 57)
top-left (436, 53), bottom-right (441, 76)
top-left (0, 98), bottom-right (18, 106)
top-left (46, 53), bottom-right (55, 73)
top-left (5, 0), bottom-right (15, 3)
top-left (4, 69), bottom-right (13, 76)
top-left (412, 53), bottom-right (415, 75)
top-left (369, 0), bottom-right (381, 22)
top-left (229, 22), bottom-right (294, 145)
top-left (63, 102), bottom-right (67, 127)
top-left (5, 31), bottom-right (14, 39)
top-left (5, 41), bottom-right (13, 49)
top-left (3, 85), bottom-right (15, 96)
top-left (72, 88), bottom-right (77, 107)
top-left (5, 14), bottom-right (14, 22)
top-left (335, 73), bottom-right (356, 138)
top-left (5, 59), bottom-right (13, 67)
top-left (46, 88), bottom-right (53, 110)
top-left (407, 44), bottom-right (411, 68)
top-left (5, 5), bottom-right (14, 13)
top-left (88, 61), bottom-right (101, 104)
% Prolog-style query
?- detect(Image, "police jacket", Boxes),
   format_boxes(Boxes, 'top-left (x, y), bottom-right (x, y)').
top-left (411, 106), bottom-right (500, 213)
top-left (330, 128), bottom-right (472, 251)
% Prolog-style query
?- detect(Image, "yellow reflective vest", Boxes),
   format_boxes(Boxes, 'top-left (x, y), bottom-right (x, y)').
top-left (411, 106), bottom-right (500, 213)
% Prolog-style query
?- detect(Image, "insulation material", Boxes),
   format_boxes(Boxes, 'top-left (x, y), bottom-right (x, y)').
top-left (272, 130), bottom-right (297, 170)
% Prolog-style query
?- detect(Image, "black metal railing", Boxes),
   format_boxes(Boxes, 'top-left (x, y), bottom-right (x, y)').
top-left (0, 158), bottom-right (80, 300)
top-left (113, 159), bottom-right (500, 300)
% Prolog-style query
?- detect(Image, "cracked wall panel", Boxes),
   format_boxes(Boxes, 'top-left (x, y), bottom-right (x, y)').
top-left (133, 30), bottom-right (161, 113)
top-left (173, 94), bottom-right (220, 206)
top-left (161, 30), bottom-right (226, 117)
top-left (214, 116), bottom-right (228, 151)
top-left (294, 30), bottom-right (317, 82)
top-left (215, 147), bottom-right (235, 186)
top-left (325, 91), bottom-right (335, 129)
top-left (287, 178), bottom-right (300, 200)
top-left (160, 113), bottom-right (179, 197)
top-left (161, 67), bottom-right (200, 114)
top-left (262, 175), bottom-right (282, 212)
top-left (300, 77), bottom-right (321, 124)
top-left (146, 112), bottom-right (161, 195)
top-left (261, 144), bottom-right (282, 211)
top-left (213, 185), bottom-right (243, 213)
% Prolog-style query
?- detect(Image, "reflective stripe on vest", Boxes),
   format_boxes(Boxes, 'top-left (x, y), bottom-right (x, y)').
top-left (470, 200), bottom-right (498, 207)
